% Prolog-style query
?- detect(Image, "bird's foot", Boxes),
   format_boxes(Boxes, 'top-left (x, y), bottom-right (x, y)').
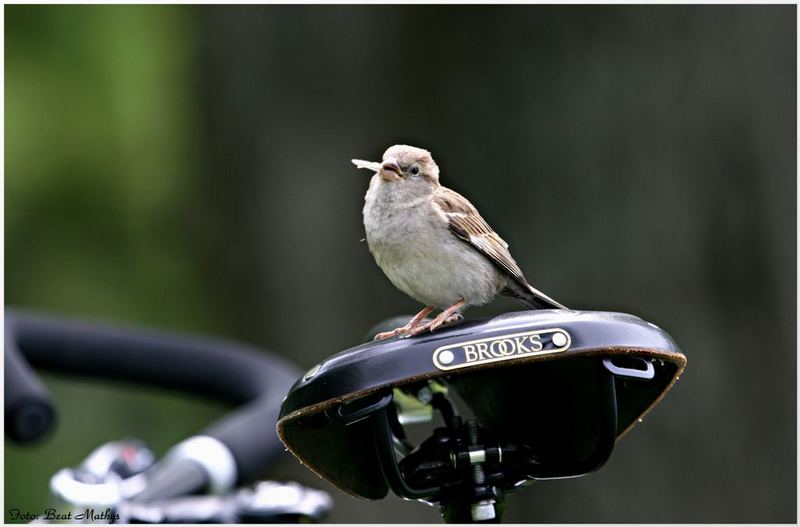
top-left (373, 306), bottom-right (435, 341)
top-left (431, 311), bottom-right (463, 331)
top-left (404, 310), bottom-right (464, 338)
top-left (374, 327), bottom-right (407, 341)
top-left (403, 322), bottom-right (433, 338)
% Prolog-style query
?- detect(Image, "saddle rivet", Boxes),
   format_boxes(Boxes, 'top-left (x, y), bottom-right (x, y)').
top-left (439, 350), bottom-right (455, 365)
top-left (552, 332), bottom-right (568, 347)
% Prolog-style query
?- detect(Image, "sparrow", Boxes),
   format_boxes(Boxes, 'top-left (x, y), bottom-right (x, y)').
top-left (353, 144), bottom-right (567, 341)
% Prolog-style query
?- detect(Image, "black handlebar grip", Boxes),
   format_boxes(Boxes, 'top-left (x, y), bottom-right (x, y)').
top-left (5, 309), bottom-right (303, 485)
top-left (4, 320), bottom-right (56, 442)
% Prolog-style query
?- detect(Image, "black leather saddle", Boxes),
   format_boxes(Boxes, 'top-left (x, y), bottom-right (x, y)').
top-left (278, 310), bottom-right (685, 522)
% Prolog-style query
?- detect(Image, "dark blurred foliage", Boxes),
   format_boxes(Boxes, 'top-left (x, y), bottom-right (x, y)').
top-left (5, 4), bottom-right (795, 523)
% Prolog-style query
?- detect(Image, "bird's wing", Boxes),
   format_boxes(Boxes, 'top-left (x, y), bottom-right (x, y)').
top-left (432, 187), bottom-right (529, 288)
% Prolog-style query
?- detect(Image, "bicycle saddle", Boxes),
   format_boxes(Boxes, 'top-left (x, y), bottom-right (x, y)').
top-left (278, 310), bottom-right (685, 521)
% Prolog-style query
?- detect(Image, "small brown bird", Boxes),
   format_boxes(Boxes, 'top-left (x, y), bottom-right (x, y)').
top-left (354, 145), bottom-right (567, 340)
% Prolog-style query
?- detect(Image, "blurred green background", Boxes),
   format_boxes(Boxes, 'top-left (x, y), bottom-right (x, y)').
top-left (5, 5), bottom-right (795, 523)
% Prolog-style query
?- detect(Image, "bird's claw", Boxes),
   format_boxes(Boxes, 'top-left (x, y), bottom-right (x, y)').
top-left (374, 328), bottom-right (406, 341)
top-left (375, 306), bottom-right (463, 341)
top-left (431, 311), bottom-right (463, 331)
top-left (404, 312), bottom-right (463, 338)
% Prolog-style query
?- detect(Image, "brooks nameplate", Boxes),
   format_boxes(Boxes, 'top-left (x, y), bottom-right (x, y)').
top-left (432, 328), bottom-right (571, 371)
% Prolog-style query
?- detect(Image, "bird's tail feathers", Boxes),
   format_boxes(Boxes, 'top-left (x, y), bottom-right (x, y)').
top-left (510, 283), bottom-right (569, 310)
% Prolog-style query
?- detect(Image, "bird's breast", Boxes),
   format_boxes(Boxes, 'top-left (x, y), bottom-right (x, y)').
top-left (362, 186), bottom-right (503, 307)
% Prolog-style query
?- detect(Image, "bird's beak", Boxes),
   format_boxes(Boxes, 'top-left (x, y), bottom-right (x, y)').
top-left (379, 158), bottom-right (402, 181)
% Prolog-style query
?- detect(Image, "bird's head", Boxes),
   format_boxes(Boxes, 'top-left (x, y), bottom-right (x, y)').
top-left (352, 144), bottom-right (440, 190)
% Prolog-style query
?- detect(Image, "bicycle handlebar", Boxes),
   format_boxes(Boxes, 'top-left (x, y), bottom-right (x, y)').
top-left (4, 309), bottom-right (303, 493)
top-left (5, 316), bottom-right (57, 442)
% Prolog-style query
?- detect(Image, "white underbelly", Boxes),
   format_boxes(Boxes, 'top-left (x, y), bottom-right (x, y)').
top-left (365, 211), bottom-right (505, 308)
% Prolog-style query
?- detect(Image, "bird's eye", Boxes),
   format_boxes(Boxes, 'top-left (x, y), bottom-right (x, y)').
top-left (411, 167), bottom-right (420, 175)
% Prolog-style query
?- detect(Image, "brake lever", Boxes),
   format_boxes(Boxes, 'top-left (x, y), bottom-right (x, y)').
top-left (48, 439), bottom-right (332, 524)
